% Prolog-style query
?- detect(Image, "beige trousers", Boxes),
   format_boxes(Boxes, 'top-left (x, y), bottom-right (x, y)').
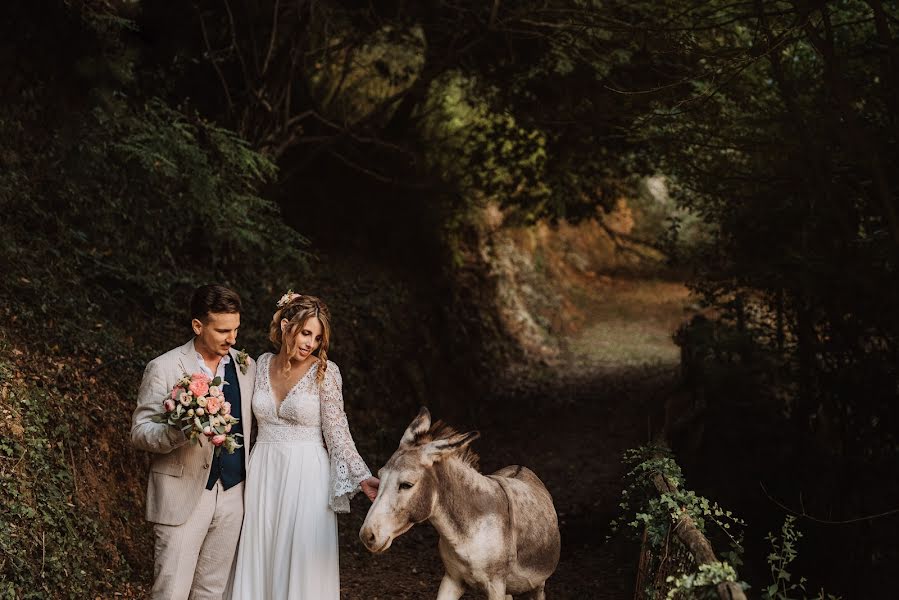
top-left (151, 480), bottom-right (244, 600)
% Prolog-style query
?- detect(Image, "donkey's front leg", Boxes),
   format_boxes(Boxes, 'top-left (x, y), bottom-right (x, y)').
top-left (436, 573), bottom-right (466, 600)
top-left (485, 579), bottom-right (508, 600)
top-left (523, 583), bottom-right (546, 600)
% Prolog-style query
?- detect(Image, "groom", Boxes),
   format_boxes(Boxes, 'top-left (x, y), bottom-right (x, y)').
top-left (131, 284), bottom-right (255, 600)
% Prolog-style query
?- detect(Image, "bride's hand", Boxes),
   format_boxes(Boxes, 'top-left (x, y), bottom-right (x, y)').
top-left (360, 477), bottom-right (380, 502)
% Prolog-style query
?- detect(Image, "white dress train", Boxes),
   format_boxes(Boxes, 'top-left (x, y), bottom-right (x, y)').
top-left (228, 354), bottom-right (372, 600)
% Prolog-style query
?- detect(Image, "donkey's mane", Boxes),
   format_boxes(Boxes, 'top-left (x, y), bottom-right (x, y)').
top-left (414, 421), bottom-right (480, 471)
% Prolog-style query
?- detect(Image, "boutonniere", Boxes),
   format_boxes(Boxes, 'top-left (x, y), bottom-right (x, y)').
top-left (236, 349), bottom-right (250, 375)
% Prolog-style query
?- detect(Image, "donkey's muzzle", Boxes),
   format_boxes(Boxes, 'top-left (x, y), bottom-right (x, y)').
top-left (359, 525), bottom-right (391, 553)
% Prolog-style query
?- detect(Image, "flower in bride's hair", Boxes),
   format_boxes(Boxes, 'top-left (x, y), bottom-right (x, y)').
top-left (277, 290), bottom-right (301, 308)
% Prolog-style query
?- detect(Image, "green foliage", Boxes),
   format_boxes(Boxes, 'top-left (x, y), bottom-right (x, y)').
top-left (666, 562), bottom-right (744, 600)
top-left (1, 62), bottom-right (308, 355)
top-left (612, 448), bottom-right (846, 599)
top-left (0, 342), bottom-right (139, 598)
top-left (309, 24), bottom-right (427, 127)
top-left (611, 446), bottom-right (745, 548)
top-left (418, 71), bottom-right (551, 219)
top-left (631, 0), bottom-right (899, 463)
top-left (610, 446), bottom-right (746, 598)
top-left (762, 517), bottom-right (841, 600)
top-left (0, 4), bottom-right (312, 596)
top-left (155, 0), bottom-right (689, 228)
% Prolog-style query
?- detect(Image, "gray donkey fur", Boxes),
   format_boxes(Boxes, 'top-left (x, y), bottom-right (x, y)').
top-left (360, 408), bottom-right (561, 600)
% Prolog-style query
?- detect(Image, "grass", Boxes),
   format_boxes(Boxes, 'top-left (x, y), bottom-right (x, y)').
top-left (564, 278), bottom-right (694, 372)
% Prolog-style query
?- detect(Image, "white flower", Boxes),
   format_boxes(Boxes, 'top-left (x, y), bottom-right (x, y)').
top-left (236, 350), bottom-right (250, 374)
top-left (197, 407), bottom-right (205, 416)
top-left (197, 396), bottom-right (207, 408)
top-left (179, 392), bottom-right (191, 406)
top-left (277, 290), bottom-right (300, 308)
top-left (187, 409), bottom-right (195, 417)
top-left (208, 386), bottom-right (221, 397)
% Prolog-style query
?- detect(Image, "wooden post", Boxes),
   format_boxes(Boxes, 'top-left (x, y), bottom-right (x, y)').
top-left (650, 473), bottom-right (747, 600)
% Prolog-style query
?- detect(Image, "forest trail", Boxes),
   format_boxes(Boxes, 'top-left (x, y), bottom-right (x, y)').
top-left (338, 277), bottom-right (694, 599)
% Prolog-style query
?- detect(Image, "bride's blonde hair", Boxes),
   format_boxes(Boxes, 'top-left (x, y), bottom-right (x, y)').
top-left (269, 294), bottom-right (331, 382)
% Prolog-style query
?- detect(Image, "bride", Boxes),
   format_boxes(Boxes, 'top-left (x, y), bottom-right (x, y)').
top-left (228, 292), bottom-right (379, 599)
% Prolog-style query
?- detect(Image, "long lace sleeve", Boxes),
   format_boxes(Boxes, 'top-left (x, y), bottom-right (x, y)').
top-left (320, 362), bottom-right (372, 513)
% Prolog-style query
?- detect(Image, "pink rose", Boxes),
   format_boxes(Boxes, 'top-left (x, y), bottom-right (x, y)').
top-left (211, 434), bottom-right (226, 447)
top-left (170, 386), bottom-right (180, 400)
top-left (189, 374), bottom-right (210, 398)
top-left (163, 399), bottom-right (176, 412)
top-left (206, 395), bottom-right (222, 415)
top-left (221, 402), bottom-right (231, 416)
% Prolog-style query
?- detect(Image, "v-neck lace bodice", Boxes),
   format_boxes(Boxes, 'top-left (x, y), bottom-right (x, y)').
top-left (252, 353), bottom-right (372, 512)
top-left (257, 353), bottom-right (321, 426)
top-left (253, 353), bottom-right (322, 445)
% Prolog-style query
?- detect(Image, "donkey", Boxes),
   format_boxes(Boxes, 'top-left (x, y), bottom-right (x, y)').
top-left (359, 407), bottom-right (561, 600)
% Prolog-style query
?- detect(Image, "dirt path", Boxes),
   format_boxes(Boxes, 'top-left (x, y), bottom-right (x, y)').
top-left (339, 277), bottom-right (693, 599)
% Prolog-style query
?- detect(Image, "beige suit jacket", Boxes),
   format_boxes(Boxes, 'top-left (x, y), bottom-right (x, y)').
top-left (131, 339), bottom-right (255, 526)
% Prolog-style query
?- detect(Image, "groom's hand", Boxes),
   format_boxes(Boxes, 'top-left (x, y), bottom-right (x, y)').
top-left (360, 477), bottom-right (380, 502)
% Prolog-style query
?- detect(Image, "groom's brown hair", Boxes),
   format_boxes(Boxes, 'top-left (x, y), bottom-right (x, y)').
top-left (190, 284), bottom-right (242, 322)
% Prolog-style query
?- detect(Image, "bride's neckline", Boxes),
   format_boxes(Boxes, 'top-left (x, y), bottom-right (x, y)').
top-left (266, 353), bottom-right (319, 414)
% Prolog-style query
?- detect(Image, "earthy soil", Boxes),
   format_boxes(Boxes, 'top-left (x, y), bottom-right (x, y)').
top-left (338, 277), bottom-right (694, 599)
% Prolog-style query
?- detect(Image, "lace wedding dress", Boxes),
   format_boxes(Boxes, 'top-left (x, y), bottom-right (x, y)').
top-left (228, 353), bottom-right (372, 599)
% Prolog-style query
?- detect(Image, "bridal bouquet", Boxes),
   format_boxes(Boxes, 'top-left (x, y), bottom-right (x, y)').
top-left (153, 372), bottom-right (242, 455)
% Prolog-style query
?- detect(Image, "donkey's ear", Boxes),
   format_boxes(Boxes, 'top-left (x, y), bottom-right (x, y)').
top-left (424, 430), bottom-right (480, 462)
top-left (400, 407), bottom-right (432, 447)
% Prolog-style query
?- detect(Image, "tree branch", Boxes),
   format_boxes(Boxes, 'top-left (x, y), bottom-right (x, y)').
top-left (760, 481), bottom-right (899, 525)
top-left (262, 0), bottom-right (281, 75)
top-left (196, 4), bottom-right (233, 113)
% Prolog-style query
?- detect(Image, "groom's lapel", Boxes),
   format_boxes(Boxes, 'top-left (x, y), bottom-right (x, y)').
top-left (176, 338), bottom-right (195, 375)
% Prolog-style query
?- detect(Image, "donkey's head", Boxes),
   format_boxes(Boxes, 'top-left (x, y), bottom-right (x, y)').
top-left (359, 407), bottom-right (480, 553)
